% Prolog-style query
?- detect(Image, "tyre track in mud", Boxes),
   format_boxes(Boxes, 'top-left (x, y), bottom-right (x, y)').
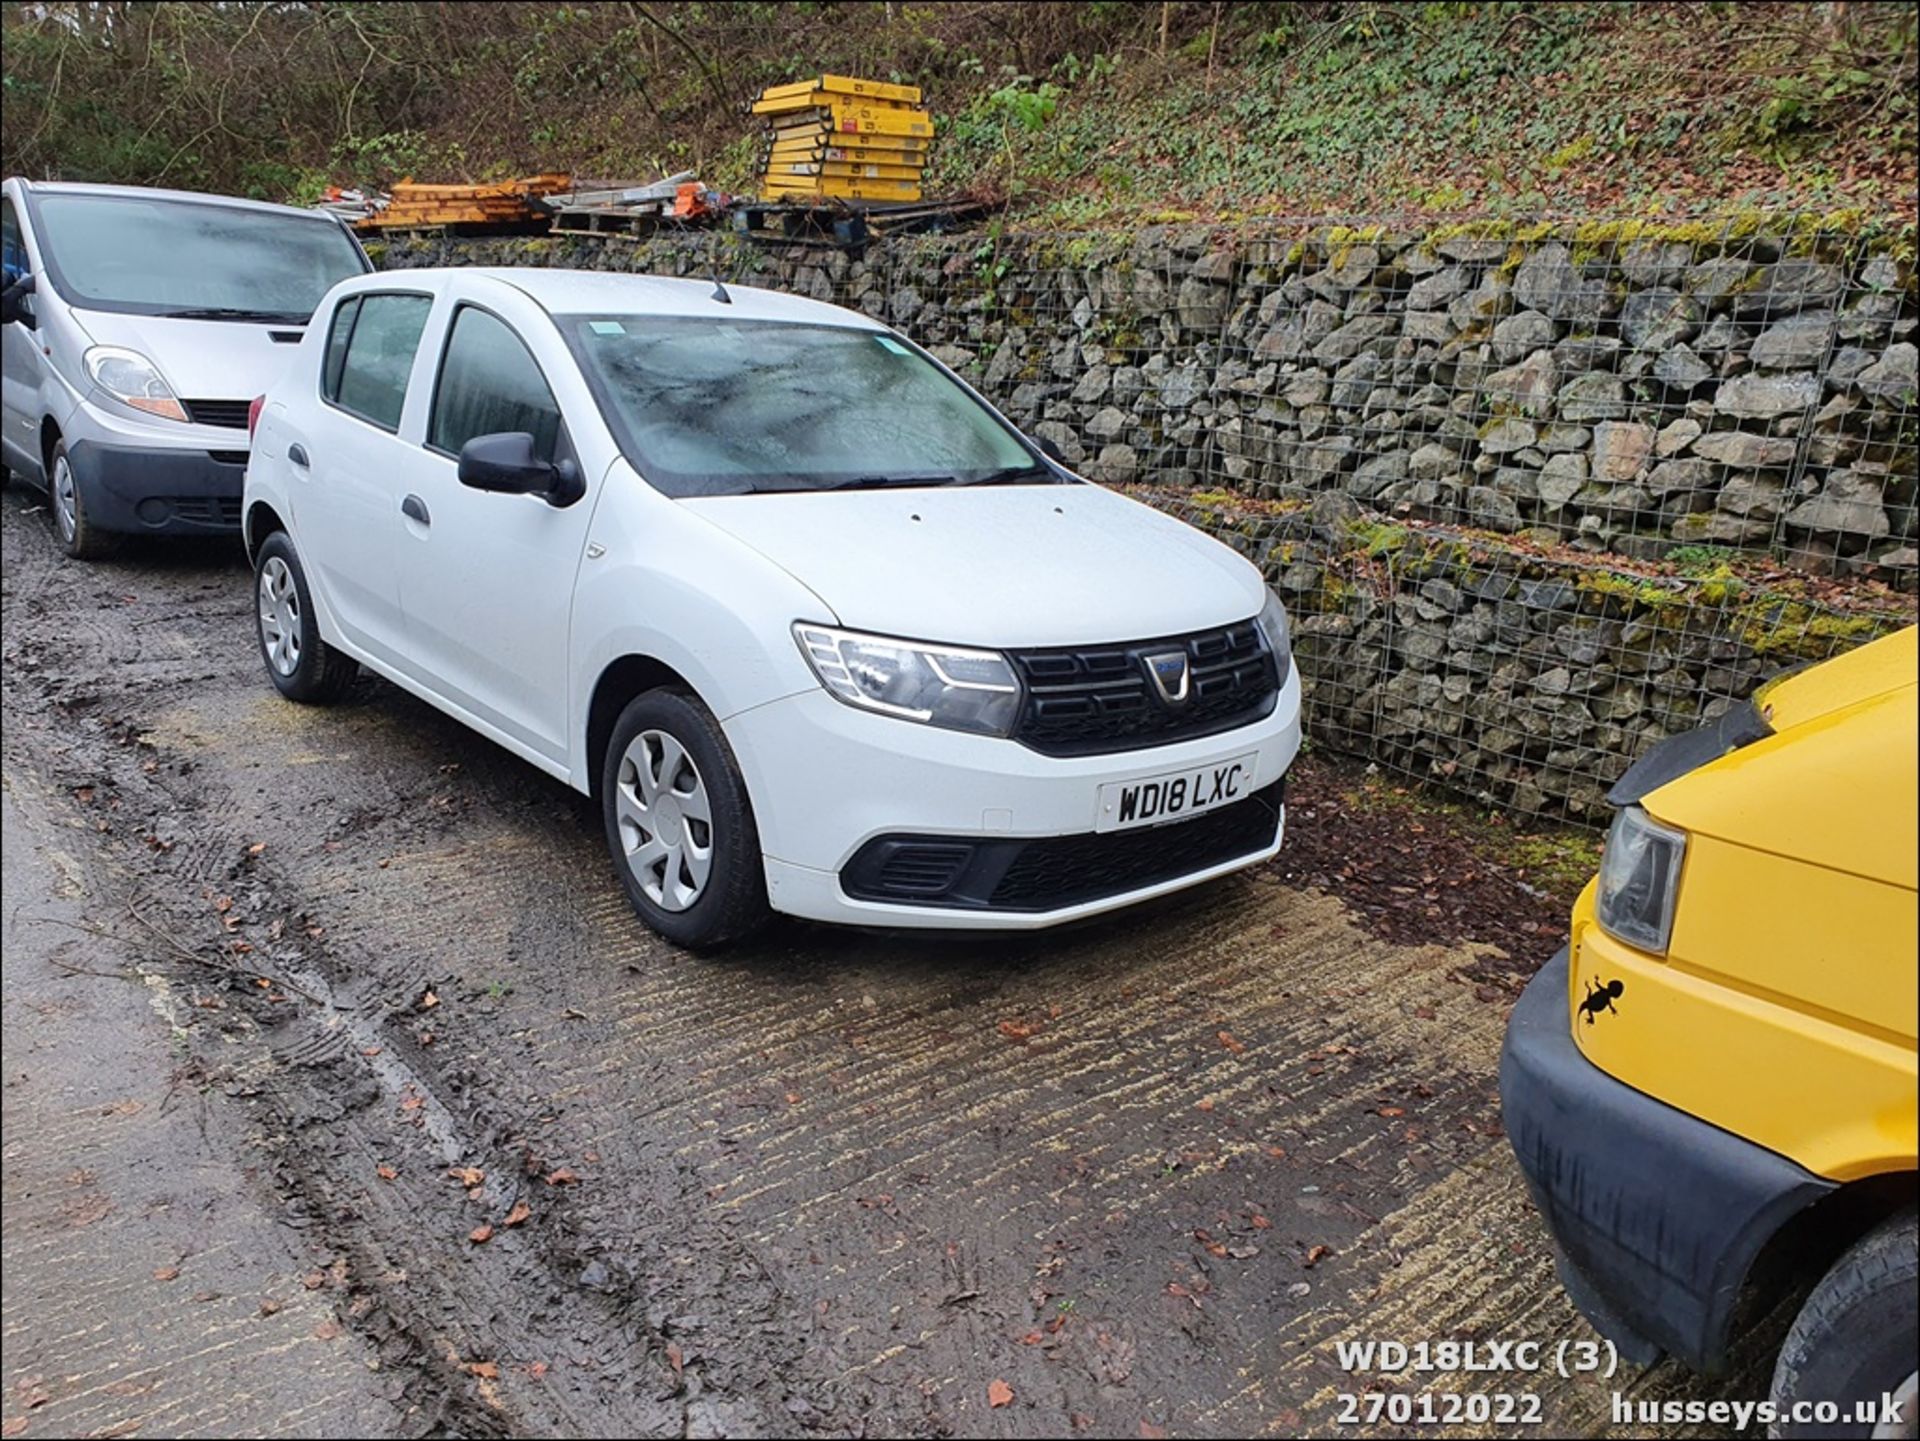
top-left (2, 489), bottom-right (1768, 1438)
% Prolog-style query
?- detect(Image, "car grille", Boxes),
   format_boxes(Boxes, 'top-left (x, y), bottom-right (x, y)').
top-left (183, 399), bottom-right (253, 429)
top-left (840, 780), bottom-right (1284, 912)
top-left (1008, 620), bottom-right (1282, 756)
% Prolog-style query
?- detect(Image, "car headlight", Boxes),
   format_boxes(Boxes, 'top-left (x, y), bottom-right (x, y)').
top-left (83, 346), bottom-right (187, 422)
top-left (794, 623), bottom-right (1021, 736)
top-left (1595, 805), bottom-right (1687, 953)
top-left (1255, 585), bottom-right (1294, 687)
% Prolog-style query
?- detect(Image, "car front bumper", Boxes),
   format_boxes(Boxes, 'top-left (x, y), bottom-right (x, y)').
top-left (1499, 946), bottom-right (1834, 1373)
top-left (723, 662), bottom-right (1302, 929)
top-left (61, 396), bottom-right (249, 535)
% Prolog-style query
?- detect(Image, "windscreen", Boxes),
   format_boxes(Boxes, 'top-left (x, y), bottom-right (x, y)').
top-left (32, 193), bottom-right (368, 321)
top-left (560, 316), bottom-right (1042, 496)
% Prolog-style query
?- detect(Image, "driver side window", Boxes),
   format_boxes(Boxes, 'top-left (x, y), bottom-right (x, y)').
top-left (429, 306), bottom-right (562, 463)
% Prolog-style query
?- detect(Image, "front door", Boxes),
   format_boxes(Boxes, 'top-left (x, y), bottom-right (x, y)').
top-left (398, 301), bottom-right (594, 768)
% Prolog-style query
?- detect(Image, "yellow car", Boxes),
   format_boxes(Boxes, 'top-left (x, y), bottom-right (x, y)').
top-left (1502, 625), bottom-right (1917, 1438)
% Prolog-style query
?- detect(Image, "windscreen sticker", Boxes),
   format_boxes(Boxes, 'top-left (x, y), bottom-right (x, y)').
top-left (588, 320), bottom-right (626, 335)
top-left (874, 335), bottom-right (910, 355)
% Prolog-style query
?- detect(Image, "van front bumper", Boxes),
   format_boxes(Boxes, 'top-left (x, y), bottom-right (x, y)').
top-left (1499, 947), bottom-right (1834, 1373)
top-left (725, 662), bottom-right (1301, 929)
top-left (66, 439), bottom-right (247, 535)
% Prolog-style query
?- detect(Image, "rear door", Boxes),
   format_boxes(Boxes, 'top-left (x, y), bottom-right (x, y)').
top-left (398, 296), bottom-right (597, 768)
top-left (284, 289), bottom-right (435, 667)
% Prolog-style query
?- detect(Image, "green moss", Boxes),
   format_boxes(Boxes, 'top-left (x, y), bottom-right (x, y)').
top-left (1346, 517), bottom-right (1411, 557)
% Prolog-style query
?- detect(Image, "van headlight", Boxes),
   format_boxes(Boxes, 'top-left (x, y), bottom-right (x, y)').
top-left (84, 346), bottom-right (188, 422)
top-left (1255, 586), bottom-right (1294, 686)
top-left (794, 623), bottom-right (1021, 737)
top-left (1595, 805), bottom-right (1687, 953)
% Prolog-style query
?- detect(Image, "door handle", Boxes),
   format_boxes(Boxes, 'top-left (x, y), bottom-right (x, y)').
top-left (287, 443), bottom-right (309, 470)
top-left (401, 494), bottom-right (430, 527)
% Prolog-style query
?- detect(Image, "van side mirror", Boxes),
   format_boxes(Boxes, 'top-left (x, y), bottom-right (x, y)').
top-left (456, 431), bottom-right (583, 507)
top-left (1, 271), bottom-right (36, 329)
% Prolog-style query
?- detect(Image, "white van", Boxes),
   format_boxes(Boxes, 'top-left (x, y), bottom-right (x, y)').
top-left (1, 179), bottom-right (370, 557)
top-left (243, 267), bottom-right (1303, 949)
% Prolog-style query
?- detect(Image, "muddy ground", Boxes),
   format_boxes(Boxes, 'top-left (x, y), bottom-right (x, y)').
top-left (0, 487), bottom-right (1787, 1439)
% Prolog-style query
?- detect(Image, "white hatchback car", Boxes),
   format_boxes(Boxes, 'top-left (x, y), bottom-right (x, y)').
top-left (244, 268), bottom-right (1301, 948)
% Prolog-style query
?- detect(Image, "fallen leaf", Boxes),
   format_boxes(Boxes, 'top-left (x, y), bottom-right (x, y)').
top-left (1378, 1105), bottom-right (1406, 1118)
top-left (666, 1342), bottom-right (684, 1377)
top-left (247, 842), bottom-right (267, 856)
top-left (447, 1166), bottom-right (484, 1188)
top-left (1303, 1244), bottom-right (1331, 1268)
top-left (313, 1319), bottom-right (342, 1340)
top-left (987, 1379), bottom-right (1014, 1408)
top-left (376, 1164), bottom-right (399, 1181)
top-left (527, 1361), bottom-right (549, 1380)
top-left (784, 1090), bottom-right (801, 1105)
top-left (997, 1019), bottom-right (1036, 1041)
top-left (1017, 1330), bottom-right (1044, 1345)
top-left (213, 895), bottom-right (233, 913)
top-left (1250, 1213), bottom-right (1273, 1230)
top-left (1217, 1030), bottom-right (1246, 1054)
top-left (1194, 1098), bottom-right (1215, 1112)
top-left (544, 1168), bottom-right (580, 1186)
top-left (360, 1046), bottom-right (382, 1057)
top-left (504, 1201), bottom-right (531, 1228)
top-left (466, 1361), bottom-right (499, 1380)
top-left (259, 1298), bottom-right (283, 1316)
top-left (1140, 1423), bottom-right (1169, 1440)
top-left (418, 990), bottom-right (440, 1010)
top-left (152, 1266), bottom-right (180, 1282)
top-left (303, 1271), bottom-right (327, 1290)
top-left (400, 1093), bottom-right (425, 1112)
top-left (191, 1290), bottom-right (220, 1303)
top-left (469, 1224), bottom-right (493, 1244)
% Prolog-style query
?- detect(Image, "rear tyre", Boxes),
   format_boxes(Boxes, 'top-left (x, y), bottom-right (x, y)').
top-left (253, 531), bottom-right (357, 704)
top-left (1769, 1209), bottom-right (1918, 1439)
top-left (600, 689), bottom-right (769, 951)
top-left (49, 440), bottom-right (117, 560)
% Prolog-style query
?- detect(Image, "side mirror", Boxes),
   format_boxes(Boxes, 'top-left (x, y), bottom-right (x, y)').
top-left (456, 431), bottom-right (583, 507)
top-left (1033, 434), bottom-right (1066, 466)
top-left (1, 271), bottom-right (36, 329)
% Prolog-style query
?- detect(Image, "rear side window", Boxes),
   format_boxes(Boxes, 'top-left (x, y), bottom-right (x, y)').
top-left (429, 306), bottom-right (561, 462)
top-left (324, 293), bottom-right (432, 431)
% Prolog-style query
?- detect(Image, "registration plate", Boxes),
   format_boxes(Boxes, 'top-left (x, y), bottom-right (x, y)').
top-left (1096, 753), bottom-right (1258, 834)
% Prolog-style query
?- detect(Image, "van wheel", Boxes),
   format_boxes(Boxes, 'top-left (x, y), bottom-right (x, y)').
top-left (601, 689), bottom-right (768, 951)
top-left (1769, 1209), bottom-right (1918, 1438)
top-left (49, 441), bottom-right (116, 559)
top-left (253, 531), bottom-right (357, 704)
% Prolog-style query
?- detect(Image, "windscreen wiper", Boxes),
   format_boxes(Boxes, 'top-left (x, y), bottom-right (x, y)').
top-left (160, 306), bottom-right (309, 323)
top-left (948, 463), bottom-right (1055, 486)
top-left (815, 474), bottom-right (957, 491)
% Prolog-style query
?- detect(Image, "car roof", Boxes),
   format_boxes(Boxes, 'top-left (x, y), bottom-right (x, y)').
top-left (420, 266), bottom-right (886, 328)
top-left (12, 178), bottom-right (345, 223)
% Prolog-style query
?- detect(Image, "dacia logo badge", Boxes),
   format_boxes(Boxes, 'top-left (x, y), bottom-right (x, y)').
top-left (1144, 650), bottom-right (1191, 706)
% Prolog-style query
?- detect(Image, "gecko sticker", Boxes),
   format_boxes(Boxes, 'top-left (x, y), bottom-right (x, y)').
top-left (1579, 978), bottom-right (1624, 1024)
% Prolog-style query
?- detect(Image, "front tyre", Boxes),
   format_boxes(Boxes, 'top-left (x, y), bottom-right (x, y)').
top-left (1769, 1209), bottom-right (1918, 1439)
top-left (253, 531), bottom-right (357, 704)
top-left (49, 441), bottom-right (117, 559)
top-left (601, 689), bottom-right (769, 951)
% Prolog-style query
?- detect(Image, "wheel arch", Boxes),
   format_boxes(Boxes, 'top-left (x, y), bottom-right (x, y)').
top-left (1745, 1168), bottom-right (1919, 1321)
top-left (244, 500), bottom-right (287, 564)
top-left (39, 414), bottom-right (61, 476)
top-left (584, 654), bottom-right (701, 802)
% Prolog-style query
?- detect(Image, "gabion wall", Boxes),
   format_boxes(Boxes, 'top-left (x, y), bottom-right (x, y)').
top-left (380, 217), bottom-right (1919, 823)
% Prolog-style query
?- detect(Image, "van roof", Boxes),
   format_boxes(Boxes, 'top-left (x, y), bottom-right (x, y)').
top-left (14, 179), bottom-right (344, 223)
